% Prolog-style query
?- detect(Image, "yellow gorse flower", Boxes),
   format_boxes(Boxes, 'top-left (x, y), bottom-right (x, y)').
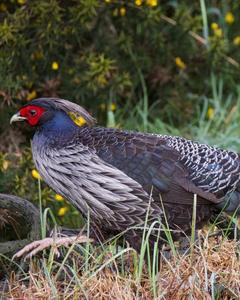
top-left (211, 23), bottom-right (223, 38)
top-left (135, 0), bottom-right (143, 6)
top-left (233, 36), bottom-right (240, 46)
top-left (175, 57), bottom-right (186, 70)
top-left (119, 7), bottom-right (126, 17)
top-left (51, 61), bottom-right (59, 70)
top-left (207, 107), bottom-right (214, 120)
top-left (110, 103), bottom-right (116, 111)
top-left (225, 12), bottom-right (234, 24)
top-left (55, 194), bottom-right (64, 201)
top-left (31, 169), bottom-right (41, 180)
top-left (146, 0), bottom-right (158, 7)
top-left (211, 23), bottom-right (219, 30)
top-left (27, 90), bottom-right (37, 101)
top-left (58, 206), bottom-right (69, 216)
top-left (17, 0), bottom-right (26, 5)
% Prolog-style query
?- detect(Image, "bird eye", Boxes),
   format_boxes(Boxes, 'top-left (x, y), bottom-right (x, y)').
top-left (29, 110), bottom-right (37, 116)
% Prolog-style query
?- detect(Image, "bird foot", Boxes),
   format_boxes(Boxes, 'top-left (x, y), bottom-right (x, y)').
top-left (13, 235), bottom-right (93, 259)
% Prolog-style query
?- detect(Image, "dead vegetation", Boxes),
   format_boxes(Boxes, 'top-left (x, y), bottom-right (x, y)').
top-left (1, 229), bottom-right (239, 300)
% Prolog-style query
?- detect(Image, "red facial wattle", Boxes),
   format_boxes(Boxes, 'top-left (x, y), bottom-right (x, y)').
top-left (19, 105), bottom-right (46, 126)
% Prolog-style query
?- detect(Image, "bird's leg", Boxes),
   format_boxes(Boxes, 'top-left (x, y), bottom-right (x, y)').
top-left (13, 234), bottom-right (93, 259)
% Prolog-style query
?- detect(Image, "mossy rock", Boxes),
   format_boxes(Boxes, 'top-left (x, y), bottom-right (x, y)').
top-left (0, 194), bottom-right (41, 277)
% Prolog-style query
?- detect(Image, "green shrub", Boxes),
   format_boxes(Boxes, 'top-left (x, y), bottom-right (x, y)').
top-left (0, 1), bottom-right (239, 122)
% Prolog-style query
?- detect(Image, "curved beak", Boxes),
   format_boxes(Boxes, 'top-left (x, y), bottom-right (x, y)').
top-left (10, 112), bottom-right (26, 124)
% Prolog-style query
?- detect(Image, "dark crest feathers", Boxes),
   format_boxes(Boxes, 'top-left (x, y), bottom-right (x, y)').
top-left (29, 98), bottom-right (96, 126)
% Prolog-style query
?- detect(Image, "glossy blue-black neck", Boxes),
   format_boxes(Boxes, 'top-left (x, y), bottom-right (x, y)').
top-left (37, 110), bottom-right (78, 144)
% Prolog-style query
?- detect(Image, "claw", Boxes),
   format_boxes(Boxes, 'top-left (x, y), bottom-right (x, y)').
top-left (13, 235), bottom-right (93, 259)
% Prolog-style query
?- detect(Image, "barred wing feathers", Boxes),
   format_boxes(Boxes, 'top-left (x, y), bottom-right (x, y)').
top-left (167, 136), bottom-right (240, 202)
top-left (32, 140), bottom-right (162, 231)
top-left (89, 128), bottom-right (240, 206)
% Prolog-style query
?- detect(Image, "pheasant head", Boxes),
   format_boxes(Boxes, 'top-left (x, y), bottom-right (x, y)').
top-left (10, 98), bottom-right (95, 127)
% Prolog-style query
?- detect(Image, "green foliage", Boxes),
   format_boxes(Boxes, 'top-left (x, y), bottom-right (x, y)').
top-left (0, 1), bottom-right (239, 118)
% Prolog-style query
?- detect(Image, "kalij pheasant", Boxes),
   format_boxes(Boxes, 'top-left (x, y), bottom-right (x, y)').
top-left (10, 98), bottom-right (240, 255)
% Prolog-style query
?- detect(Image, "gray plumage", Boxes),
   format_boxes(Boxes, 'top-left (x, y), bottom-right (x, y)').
top-left (12, 98), bottom-right (240, 250)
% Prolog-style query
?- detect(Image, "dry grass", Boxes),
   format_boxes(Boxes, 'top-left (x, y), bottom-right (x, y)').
top-left (1, 229), bottom-right (239, 300)
top-left (157, 236), bottom-right (240, 299)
